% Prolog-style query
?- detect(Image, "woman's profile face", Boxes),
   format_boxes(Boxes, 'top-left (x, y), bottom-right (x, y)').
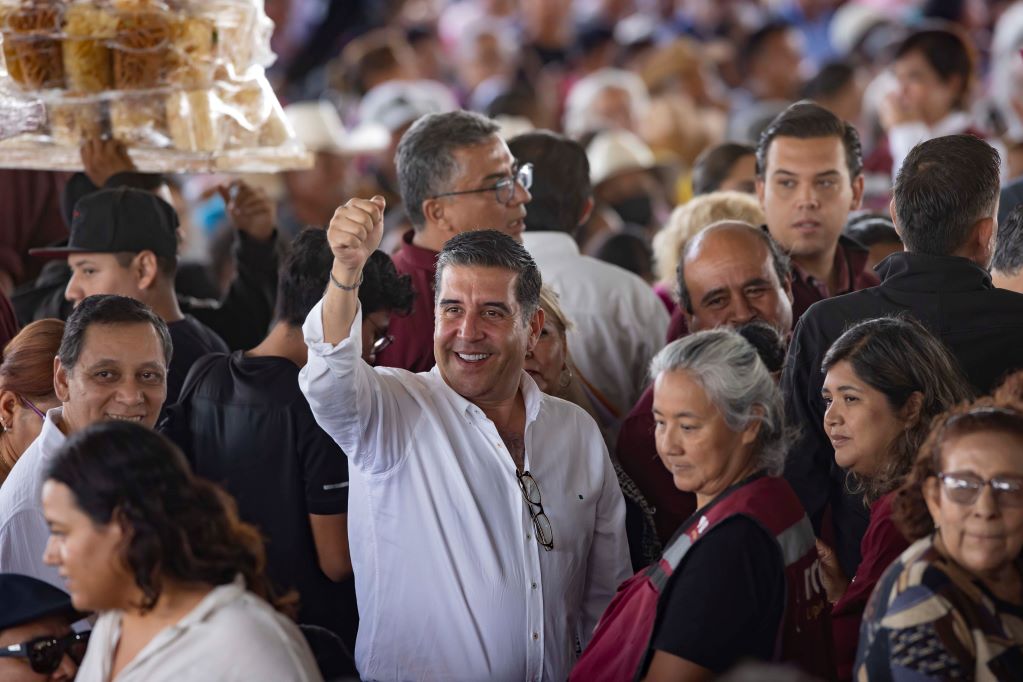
top-left (925, 430), bottom-right (1023, 581)
top-left (893, 49), bottom-right (964, 125)
top-left (41, 480), bottom-right (131, 613)
top-left (523, 316), bottom-right (567, 396)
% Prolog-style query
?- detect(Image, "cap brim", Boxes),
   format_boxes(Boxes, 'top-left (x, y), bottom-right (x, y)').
top-left (27, 246), bottom-right (89, 260)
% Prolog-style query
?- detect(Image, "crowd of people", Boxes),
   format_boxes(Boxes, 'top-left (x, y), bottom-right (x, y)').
top-left (2, 0), bottom-right (1023, 680)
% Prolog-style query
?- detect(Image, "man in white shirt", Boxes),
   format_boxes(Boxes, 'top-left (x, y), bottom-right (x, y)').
top-left (0, 295), bottom-right (170, 586)
top-left (300, 197), bottom-right (631, 682)
top-left (508, 131), bottom-right (668, 416)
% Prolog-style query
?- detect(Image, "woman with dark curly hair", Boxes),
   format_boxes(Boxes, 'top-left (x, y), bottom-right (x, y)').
top-left (854, 376), bottom-right (1023, 681)
top-left (39, 421), bottom-right (322, 682)
top-left (814, 317), bottom-right (972, 680)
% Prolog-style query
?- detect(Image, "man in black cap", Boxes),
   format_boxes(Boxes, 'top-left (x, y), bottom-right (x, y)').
top-left (0, 573), bottom-right (85, 681)
top-left (31, 187), bottom-right (227, 405)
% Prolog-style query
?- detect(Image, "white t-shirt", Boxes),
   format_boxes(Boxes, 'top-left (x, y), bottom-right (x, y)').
top-left (74, 576), bottom-right (323, 682)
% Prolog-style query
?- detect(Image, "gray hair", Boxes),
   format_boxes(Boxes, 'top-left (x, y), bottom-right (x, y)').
top-left (993, 204), bottom-right (1023, 276)
top-left (434, 229), bottom-right (542, 323)
top-left (396, 110), bottom-right (500, 228)
top-left (649, 328), bottom-right (790, 475)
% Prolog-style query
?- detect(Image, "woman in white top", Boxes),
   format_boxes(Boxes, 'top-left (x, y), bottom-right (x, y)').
top-left (39, 421), bottom-right (323, 682)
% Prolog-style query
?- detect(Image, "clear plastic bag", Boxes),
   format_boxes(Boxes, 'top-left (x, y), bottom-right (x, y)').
top-left (0, 0), bottom-right (309, 172)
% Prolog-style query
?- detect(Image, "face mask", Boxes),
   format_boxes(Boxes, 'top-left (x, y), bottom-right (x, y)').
top-left (611, 194), bottom-right (654, 228)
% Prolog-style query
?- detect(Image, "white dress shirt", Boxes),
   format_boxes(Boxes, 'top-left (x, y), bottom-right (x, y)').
top-left (74, 576), bottom-right (322, 682)
top-left (888, 111), bottom-right (1008, 182)
top-left (299, 302), bottom-right (631, 682)
top-left (0, 407), bottom-right (68, 587)
top-left (522, 231), bottom-right (669, 416)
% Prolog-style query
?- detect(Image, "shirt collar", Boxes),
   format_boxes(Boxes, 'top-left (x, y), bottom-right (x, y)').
top-left (874, 251), bottom-right (993, 291)
top-left (521, 231), bottom-right (581, 258)
top-left (38, 407), bottom-right (67, 452)
top-left (398, 230), bottom-right (440, 271)
top-left (428, 366), bottom-right (544, 426)
top-left (789, 237), bottom-right (855, 298)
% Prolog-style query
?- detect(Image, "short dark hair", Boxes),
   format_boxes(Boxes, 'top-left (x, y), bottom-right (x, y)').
top-left (801, 60), bottom-right (857, 101)
top-left (677, 222), bottom-right (791, 314)
top-left (396, 111), bottom-right (500, 228)
top-left (823, 316), bottom-right (972, 502)
top-left (691, 143), bottom-right (755, 196)
top-left (892, 134), bottom-right (999, 256)
top-left (993, 204), bottom-right (1023, 276)
top-left (740, 21), bottom-right (792, 75)
top-left (58, 295), bottom-right (172, 372)
top-left (46, 421), bottom-right (280, 613)
top-left (361, 250), bottom-right (414, 317)
top-left (894, 28), bottom-right (974, 110)
top-left (756, 100), bottom-right (863, 180)
top-left (593, 232), bottom-right (653, 281)
top-left (844, 213), bottom-right (902, 248)
top-left (508, 131), bottom-right (590, 233)
top-left (434, 230), bottom-right (541, 322)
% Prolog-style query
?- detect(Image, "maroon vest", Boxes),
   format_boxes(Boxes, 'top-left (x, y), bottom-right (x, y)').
top-left (570, 476), bottom-right (834, 681)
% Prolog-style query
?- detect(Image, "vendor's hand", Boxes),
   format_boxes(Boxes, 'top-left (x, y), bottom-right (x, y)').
top-left (879, 91), bottom-right (923, 132)
top-left (218, 180), bottom-right (276, 242)
top-left (816, 539), bottom-right (849, 604)
top-left (81, 137), bottom-right (136, 187)
top-left (327, 196), bottom-right (385, 276)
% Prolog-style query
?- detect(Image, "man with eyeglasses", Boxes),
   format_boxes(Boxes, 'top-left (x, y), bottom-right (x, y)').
top-left (0, 573), bottom-right (87, 681)
top-left (374, 110), bottom-right (533, 373)
top-left (300, 202), bottom-right (630, 681)
top-left (161, 230), bottom-right (412, 661)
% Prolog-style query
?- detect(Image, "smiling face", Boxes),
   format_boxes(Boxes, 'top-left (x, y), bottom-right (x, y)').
top-left (653, 370), bottom-right (760, 505)
top-left (822, 360), bottom-right (912, 478)
top-left (54, 322), bottom-right (168, 433)
top-left (434, 265), bottom-right (542, 406)
top-left (41, 480), bottom-right (132, 613)
top-left (757, 135), bottom-right (863, 263)
top-left (523, 315), bottom-right (567, 395)
top-left (430, 135), bottom-right (531, 242)
top-left (683, 228), bottom-right (793, 335)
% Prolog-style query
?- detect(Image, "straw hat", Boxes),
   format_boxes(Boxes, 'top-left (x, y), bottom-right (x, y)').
top-left (587, 129), bottom-right (656, 186)
top-left (284, 101), bottom-right (389, 155)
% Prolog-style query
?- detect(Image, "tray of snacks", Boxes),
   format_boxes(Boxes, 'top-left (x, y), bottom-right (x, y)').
top-left (0, 0), bottom-right (311, 172)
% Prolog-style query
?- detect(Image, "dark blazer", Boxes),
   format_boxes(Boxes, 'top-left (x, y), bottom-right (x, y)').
top-left (782, 252), bottom-right (1023, 576)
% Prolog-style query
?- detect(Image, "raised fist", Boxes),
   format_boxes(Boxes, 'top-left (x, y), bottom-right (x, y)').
top-left (327, 195), bottom-right (386, 275)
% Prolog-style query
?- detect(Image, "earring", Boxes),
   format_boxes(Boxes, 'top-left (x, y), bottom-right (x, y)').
top-left (558, 366), bottom-right (573, 389)
top-left (0, 419), bottom-right (7, 433)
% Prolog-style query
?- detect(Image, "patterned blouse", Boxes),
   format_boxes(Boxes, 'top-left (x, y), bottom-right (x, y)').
top-left (854, 535), bottom-right (1023, 681)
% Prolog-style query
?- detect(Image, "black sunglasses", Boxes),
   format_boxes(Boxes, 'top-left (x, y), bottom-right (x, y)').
top-left (0, 630), bottom-right (90, 674)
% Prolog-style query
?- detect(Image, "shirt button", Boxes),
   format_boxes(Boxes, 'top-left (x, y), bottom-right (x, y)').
top-left (531, 582), bottom-right (537, 590)
top-left (532, 632), bottom-right (539, 641)
top-left (526, 533), bottom-right (532, 540)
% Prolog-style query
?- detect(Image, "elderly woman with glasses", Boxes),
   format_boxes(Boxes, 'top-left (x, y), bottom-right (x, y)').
top-left (855, 377), bottom-right (1023, 680)
top-left (0, 320), bottom-right (64, 486)
top-left (572, 328), bottom-right (832, 681)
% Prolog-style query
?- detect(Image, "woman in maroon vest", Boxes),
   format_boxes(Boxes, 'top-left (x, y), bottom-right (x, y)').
top-left (572, 327), bottom-right (832, 681)
top-left (816, 317), bottom-right (972, 680)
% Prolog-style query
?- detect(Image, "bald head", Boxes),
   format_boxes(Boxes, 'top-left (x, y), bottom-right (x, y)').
top-left (678, 221), bottom-right (793, 334)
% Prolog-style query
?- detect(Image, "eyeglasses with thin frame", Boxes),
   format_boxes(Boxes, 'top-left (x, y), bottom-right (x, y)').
top-left (430, 162), bottom-right (533, 205)
top-left (937, 472), bottom-right (1023, 507)
top-left (516, 470), bottom-right (554, 551)
top-left (0, 631), bottom-right (90, 674)
top-left (20, 395), bottom-right (46, 420)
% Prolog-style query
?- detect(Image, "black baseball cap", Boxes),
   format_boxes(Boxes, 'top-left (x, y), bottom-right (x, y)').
top-left (0, 574), bottom-right (81, 631)
top-left (30, 187), bottom-right (179, 260)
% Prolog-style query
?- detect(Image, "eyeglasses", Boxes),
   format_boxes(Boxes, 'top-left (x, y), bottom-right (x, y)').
top-left (516, 470), bottom-right (554, 551)
top-left (938, 472), bottom-right (1023, 507)
top-left (20, 395), bottom-right (46, 420)
top-left (0, 631), bottom-right (90, 674)
top-left (371, 334), bottom-right (394, 356)
top-left (430, 162), bottom-right (533, 205)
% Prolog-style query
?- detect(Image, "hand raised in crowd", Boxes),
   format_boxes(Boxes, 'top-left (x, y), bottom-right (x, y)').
top-left (327, 196), bottom-right (386, 277)
top-left (80, 137), bottom-right (137, 187)
top-left (218, 180), bottom-right (277, 242)
top-left (815, 539), bottom-right (850, 604)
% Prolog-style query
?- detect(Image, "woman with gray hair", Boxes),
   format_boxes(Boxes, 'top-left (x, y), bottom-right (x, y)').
top-left (572, 329), bottom-right (832, 682)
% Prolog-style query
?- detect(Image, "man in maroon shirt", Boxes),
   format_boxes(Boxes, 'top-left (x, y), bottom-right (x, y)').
top-left (756, 101), bottom-right (878, 321)
top-left (374, 110), bottom-right (532, 372)
top-left (617, 221), bottom-right (794, 542)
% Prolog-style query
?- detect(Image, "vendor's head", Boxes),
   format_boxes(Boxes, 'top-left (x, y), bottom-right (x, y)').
top-left (33, 189), bottom-right (179, 311)
top-left (894, 379), bottom-right (1023, 590)
top-left (0, 574), bottom-right (83, 682)
top-left (651, 328), bottom-right (789, 506)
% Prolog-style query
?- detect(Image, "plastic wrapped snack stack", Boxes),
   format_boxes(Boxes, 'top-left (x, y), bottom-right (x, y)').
top-left (48, 96), bottom-right (103, 146)
top-left (5, 1), bottom-right (64, 89)
top-left (166, 87), bottom-right (216, 152)
top-left (62, 1), bottom-right (117, 93)
top-left (168, 12), bottom-right (215, 87)
top-left (111, 1), bottom-right (172, 90)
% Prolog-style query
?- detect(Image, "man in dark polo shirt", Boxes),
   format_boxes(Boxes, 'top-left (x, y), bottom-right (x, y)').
top-left (617, 221), bottom-right (794, 545)
top-left (30, 188), bottom-right (226, 406)
top-left (783, 134), bottom-right (1023, 578)
top-left (162, 228), bottom-right (412, 658)
top-left (374, 110), bottom-right (532, 372)
top-left (756, 101), bottom-right (878, 321)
